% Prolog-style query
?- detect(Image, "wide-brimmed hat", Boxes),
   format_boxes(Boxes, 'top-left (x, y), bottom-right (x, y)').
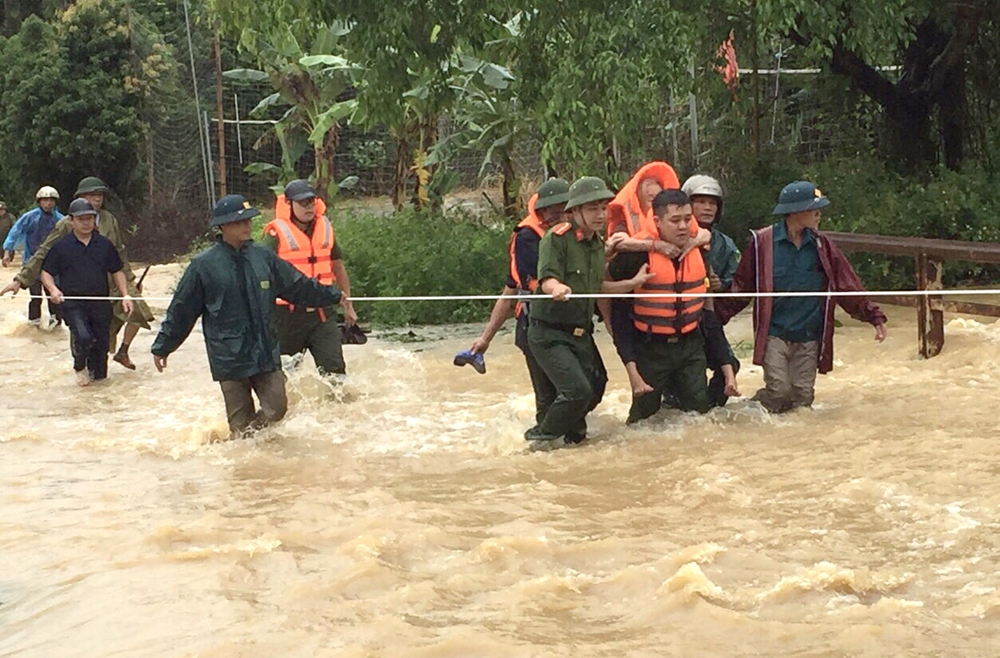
top-left (534, 178), bottom-right (570, 210)
top-left (772, 181), bottom-right (830, 215)
top-left (211, 194), bottom-right (260, 227)
top-left (566, 176), bottom-right (615, 210)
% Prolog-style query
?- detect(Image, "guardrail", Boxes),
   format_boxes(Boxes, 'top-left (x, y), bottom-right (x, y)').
top-left (825, 231), bottom-right (1000, 358)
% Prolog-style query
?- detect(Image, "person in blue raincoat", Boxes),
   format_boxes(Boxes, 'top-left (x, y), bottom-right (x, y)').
top-left (2, 186), bottom-right (63, 327)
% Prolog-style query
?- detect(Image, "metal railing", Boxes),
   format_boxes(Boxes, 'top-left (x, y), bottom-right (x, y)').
top-left (826, 231), bottom-right (1000, 358)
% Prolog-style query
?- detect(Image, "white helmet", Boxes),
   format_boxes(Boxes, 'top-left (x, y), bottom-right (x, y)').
top-left (35, 185), bottom-right (59, 200)
top-left (682, 175), bottom-right (723, 199)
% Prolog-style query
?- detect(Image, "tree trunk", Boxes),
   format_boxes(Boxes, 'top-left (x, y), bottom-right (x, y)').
top-left (937, 64), bottom-right (967, 171)
top-left (824, 7), bottom-right (979, 173)
top-left (499, 148), bottom-right (518, 220)
top-left (392, 128), bottom-right (411, 211)
top-left (413, 114), bottom-right (439, 210)
top-left (313, 125), bottom-right (338, 202)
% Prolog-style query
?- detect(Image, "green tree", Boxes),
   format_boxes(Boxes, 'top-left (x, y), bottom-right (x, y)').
top-left (692, 0), bottom-right (998, 173)
top-left (0, 0), bottom-right (172, 201)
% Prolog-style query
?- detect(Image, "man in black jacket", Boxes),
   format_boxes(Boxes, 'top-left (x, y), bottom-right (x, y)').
top-left (151, 194), bottom-right (342, 437)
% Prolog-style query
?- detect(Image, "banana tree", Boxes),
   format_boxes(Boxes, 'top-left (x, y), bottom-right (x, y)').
top-left (439, 51), bottom-right (522, 217)
top-left (225, 20), bottom-right (360, 200)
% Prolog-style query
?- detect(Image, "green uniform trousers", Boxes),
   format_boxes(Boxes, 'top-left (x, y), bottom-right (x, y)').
top-left (522, 343), bottom-right (557, 425)
top-left (525, 321), bottom-right (607, 441)
top-left (628, 330), bottom-right (712, 424)
top-left (274, 305), bottom-right (346, 376)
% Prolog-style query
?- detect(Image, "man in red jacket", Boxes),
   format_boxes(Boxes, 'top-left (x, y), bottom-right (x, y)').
top-left (716, 181), bottom-right (888, 413)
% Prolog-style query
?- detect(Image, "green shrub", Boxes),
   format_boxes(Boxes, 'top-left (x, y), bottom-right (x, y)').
top-left (327, 206), bottom-right (510, 326)
top-left (723, 154), bottom-right (1000, 292)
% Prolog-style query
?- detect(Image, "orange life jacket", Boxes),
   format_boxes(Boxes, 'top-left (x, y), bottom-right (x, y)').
top-left (264, 215), bottom-right (337, 307)
top-left (607, 161), bottom-right (681, 238)
top-left (631, 231), bottom-right (708, 336)
top-left (509, 194), bottom-right (547, 318)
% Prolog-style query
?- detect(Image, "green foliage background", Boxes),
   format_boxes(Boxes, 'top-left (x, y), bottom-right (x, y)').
top-left (241, 207), bottom-right (510, 327)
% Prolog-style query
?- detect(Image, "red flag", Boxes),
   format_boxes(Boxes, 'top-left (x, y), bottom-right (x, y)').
top-left (716, 30), bottom-right (740, 98)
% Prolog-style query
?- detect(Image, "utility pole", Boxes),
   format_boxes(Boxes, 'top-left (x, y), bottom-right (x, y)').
top-left (182, 0), bottom-right (212, 211)
top-left (213, 26), bottom-right (227, 197)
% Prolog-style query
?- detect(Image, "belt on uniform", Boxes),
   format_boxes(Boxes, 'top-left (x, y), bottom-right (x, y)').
top-left (530, 317), bottom-right (593, 337)
top-left (285, 304), bottom-right (329, 322)
top-left (642, 328), bottom-right (698, 344)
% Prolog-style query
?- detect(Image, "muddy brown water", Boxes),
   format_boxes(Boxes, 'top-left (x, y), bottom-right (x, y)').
top-left (2, 265), bottom-right (1000, 657)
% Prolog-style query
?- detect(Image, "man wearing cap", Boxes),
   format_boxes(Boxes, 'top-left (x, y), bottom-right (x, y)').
top-left (0, 200), bottom-right (13, 252)
top-left (717, 181), bottom-right (888, 413)
top-left (262, 179), bottom-right (357, 378)
top-left (1, 177), bottom-right (154, 368)
top-left (39, 199), bottom-right (133, 386)
top-left (680, 174), bottom-right (742, 407)
top-left (2, 186), bottom-right (63, 327)
top-left (150, 195), bottom-right (343, 437)
top-left (467, 178), bottom-right (569, 424)
top-left (526, 176), bottom-right (654, 445)
top-left (681, 175), bottom-right (740, 291)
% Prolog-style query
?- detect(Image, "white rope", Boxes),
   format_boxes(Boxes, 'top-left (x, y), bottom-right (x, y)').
top-left (6, 289), bottom-right (1000, 303)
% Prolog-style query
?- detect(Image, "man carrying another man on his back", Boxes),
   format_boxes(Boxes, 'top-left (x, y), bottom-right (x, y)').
top-left (608, 189), bottom-right (739, 424)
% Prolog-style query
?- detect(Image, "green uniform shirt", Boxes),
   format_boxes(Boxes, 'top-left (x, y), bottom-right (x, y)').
top-left (769, 221), bottom-right (827, 343)
top-left (530, 220), bottom-right (605, 329)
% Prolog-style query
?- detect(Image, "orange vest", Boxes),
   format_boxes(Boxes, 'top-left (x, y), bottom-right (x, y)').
top-left (632, 231), bottom-right (708, 336)
top-left (607, 161), bottom-right (681, 238)
top-left (509, 194), bottom-right (547, 318)
top-left (264, 216), bottom-right (336, 307)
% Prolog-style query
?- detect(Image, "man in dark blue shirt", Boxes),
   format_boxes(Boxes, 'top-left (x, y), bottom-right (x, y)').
top-left (40, 199), bottom-right (132, 386)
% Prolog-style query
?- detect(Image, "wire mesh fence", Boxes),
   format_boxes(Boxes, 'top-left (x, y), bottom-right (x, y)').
top-left (140, 41), bottom-right (876, 235)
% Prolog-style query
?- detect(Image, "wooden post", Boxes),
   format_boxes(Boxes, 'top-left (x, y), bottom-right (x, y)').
top-left (213, 28), bottom-right (227, 197)
top-left (915, 253), bottom-right (945, 358)
top-left (688, 62), bottom-right (700, 169)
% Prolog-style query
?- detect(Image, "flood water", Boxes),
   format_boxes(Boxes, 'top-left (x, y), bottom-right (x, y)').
top-left (3, 264), bottom-right (1000, 657)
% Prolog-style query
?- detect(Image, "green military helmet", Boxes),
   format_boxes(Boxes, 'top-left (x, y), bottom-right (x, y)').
top-left (565, 176), bottom-right (615, 210)
top-left (534, 177), bottom-right (570, 210)
top-left (75, 176), bottom-right (109, 197)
